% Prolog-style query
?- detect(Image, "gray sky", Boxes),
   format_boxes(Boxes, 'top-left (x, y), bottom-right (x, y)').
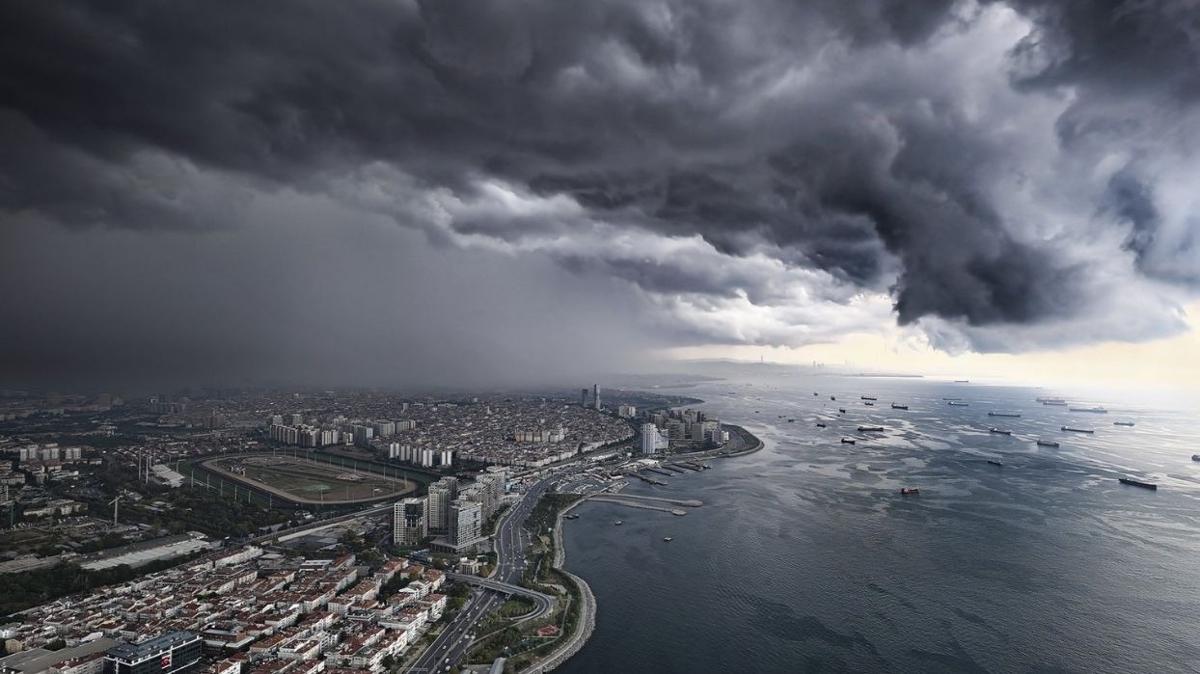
top-left (2, 0), bottom-right (1199, 390)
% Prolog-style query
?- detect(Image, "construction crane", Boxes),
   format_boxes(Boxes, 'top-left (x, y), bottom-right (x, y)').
top-left (109, 495), bottom-right (121, 525)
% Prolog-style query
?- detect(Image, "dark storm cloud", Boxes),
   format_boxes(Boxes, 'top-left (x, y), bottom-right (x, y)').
top-left (1, 0), bottom-right (1198, 383)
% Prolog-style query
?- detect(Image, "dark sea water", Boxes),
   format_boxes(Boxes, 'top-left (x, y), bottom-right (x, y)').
top-left (557, 375), bottom-right (1200, 673)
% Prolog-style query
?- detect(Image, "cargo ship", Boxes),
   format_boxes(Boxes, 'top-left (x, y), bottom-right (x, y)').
top-left (954, 380), bottom-right (970, 383)
top-left (1036, 439), bottom-right (1060, 448)
top-left (1070, 406), bottom-right (1107, 413)
top-left (891, 403), bottom-right (909, 410)
top-left (858, 426), bottom-right (884, 432)
top-left (1036, 397), bottom-right (1066, 404)
top-left (948, 401), bottom-right (970, 407)
top-left (988, 412), bottom-right (1021, 418)
top-left (1061, 426), bottom-right (1094, 433)
top-left (1113, 421), bottom-right (1135, 427)
top-left (988, 428), bottom-right (1012, 435)
top-left (942, 397), bottom-right (962, 401)
top-left (861, 396), bottom-right (877, 401)
top-left (1118, 477), bottom-right (1157, 490)
top-left (841, 438), bottom-right (856, 445)
top-left (1042, 400), bottom-right (1068, 406)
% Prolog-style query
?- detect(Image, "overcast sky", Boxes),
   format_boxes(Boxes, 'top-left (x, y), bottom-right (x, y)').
top-left (2, 0), bottom-right (1199, 391)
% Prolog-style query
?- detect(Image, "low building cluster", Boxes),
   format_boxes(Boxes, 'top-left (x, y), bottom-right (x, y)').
top-left (2, 547), bottom-right (449, 674)
top-left (262, 398), bottom-right (631, 470)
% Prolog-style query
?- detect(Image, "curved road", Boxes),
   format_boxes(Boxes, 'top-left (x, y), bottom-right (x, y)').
top-left (406, 475), bottom-right (556, 673)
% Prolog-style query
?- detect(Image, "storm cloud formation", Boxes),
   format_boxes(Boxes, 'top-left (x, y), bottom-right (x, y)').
top-left (2, 0), bottom-right (1199, 387)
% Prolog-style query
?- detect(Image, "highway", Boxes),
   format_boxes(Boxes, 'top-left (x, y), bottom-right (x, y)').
top-left (405, 475), bottom-right (556, 673)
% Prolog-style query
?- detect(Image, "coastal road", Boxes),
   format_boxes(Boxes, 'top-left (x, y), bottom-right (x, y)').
top-left (406, 475), bottom-right (557, 673)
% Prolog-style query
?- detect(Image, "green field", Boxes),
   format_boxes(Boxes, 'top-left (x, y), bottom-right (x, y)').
top-left (201, 454), bottom-right (417, 504)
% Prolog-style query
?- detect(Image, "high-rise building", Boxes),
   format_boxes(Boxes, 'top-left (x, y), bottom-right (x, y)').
top-left (580, 388), bottom-right (589, 407)
top-left (449, 500), bottom-right (483, 548)
top-left (393, 497), bottom-right (426, 547)
top-left (427, 477), bottom-right (459, 533)
top-left (640, 423), bottom-right (669, 454)
top-left (593, 384), bottom-right (601, 411)
top-left (618, 404), bottom-right (637, 418)
top-left (475, 473), bottom-right (505, 519)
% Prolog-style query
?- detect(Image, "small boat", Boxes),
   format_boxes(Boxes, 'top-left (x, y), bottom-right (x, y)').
top-left (813, 392), bottom-right (819, 396)
top-left (988, 412), bottom-right (1021, 418)
top-left (900, 487), bottom-right (920, 495)
top-left (891, 404), bottom-right (908, 410)
top-left (858, 426), bottom-right (884, 432)
top-left (663, 537), bottom-right (673, 542)
top-left (787, 418), bottom-right (795, 423)
top-left (1192, 455), bottom-right (1200, 462)
top-left (987, 460), bottom-right (1004, 467)
top-left (989, 428), bottom-right (1012, 435)
top-left (841, 438), bottom-right (856, 445)
top-left (1036, 440), bottom-right (1060, 448)
top-left (1118, 477), bottom-right (1157, 490)
top-left (861, 396), bottom-right (877, 401)
top-left (1070, 407), bottom-right (1108, 413)
top-left (948, 401), bottom-right (969, 407)
top-left (838, 408), bottom-right (846, 413)
top-left (614, 520), bottom-right (623, 526)
top-left (864, 402), bottom-right (875, 406)
top-left (1061, 426), bottom-right (1094, 434)
top-left (565, 514), bottom-right (579, 520)
top-left (1113, 421), bottom-right (1135, 427)
top-left (815, 422), bottom-right (826, 428)
top-left (830, 395), bottom-right (837, 401)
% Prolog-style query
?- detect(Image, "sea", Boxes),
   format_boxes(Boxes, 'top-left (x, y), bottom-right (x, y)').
top-left (557, 375), bottom-right (1200, 673)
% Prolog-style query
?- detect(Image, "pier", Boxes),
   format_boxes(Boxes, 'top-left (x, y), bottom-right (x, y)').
top-left (630, 473), bottom-right (668, 486)
top-left (588, 493), bottom-right (702, 516)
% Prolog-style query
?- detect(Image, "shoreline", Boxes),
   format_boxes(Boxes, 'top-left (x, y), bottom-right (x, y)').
top-left (528, 422), bottom-right (763, 671)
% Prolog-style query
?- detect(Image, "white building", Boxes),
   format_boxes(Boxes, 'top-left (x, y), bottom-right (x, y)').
top-left (640, 423), bottom-right (669, 454)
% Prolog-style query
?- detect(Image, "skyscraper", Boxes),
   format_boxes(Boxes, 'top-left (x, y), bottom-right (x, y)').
top-left (426, 476), bottom-right (458, 533)
top-left (593, 384), bottom-right (601, 411)
top-left (393, 497), bottom-right (426, 547)
top-left (449, 499), bottom-right (483, 548)
top-left (581, 388), bottom-right (589, 407)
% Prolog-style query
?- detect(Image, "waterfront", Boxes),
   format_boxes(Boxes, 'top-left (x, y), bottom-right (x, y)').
top-left (559, 375), bottom-right (1200, 673)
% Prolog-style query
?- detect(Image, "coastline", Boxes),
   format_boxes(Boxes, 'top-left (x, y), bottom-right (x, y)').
top-left (528, 422), bottom-right (763, 671)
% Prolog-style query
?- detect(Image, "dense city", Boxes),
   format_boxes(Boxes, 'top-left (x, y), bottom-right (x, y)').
top-left (0, 385), bottom-right (755, 674)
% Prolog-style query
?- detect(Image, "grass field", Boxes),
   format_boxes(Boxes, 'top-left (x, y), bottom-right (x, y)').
top-left (200, 454), bottom-right (417, 504)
